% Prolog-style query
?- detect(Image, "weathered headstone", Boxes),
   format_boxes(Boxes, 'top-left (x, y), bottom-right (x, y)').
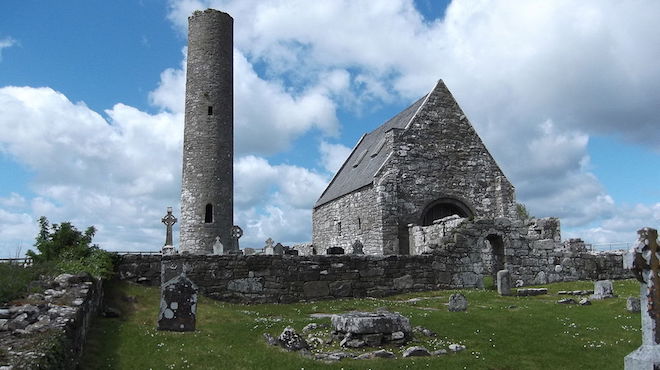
top-left (624, 227), bottom-right (660, 369)
top-left (243, 247), bottom-right (255, 255)
top-left (264, 238), bottom-right (274, 255)
top-left (351, 240), bottom-right (364, 255)
top-left (448, 293), bottom-right (468, 312)
top-left (591, 280), bottom-right (615, 300)
top-left (497, 269), bottom-right (511, 296)
top-left (158, 273), bottom-right (198, 332)
top-left (273, 242), bottom-right (285, 255)
top-left (212, 236), bottom-right (224, 255)
top-left (327, 246), bottom-right (345, 255)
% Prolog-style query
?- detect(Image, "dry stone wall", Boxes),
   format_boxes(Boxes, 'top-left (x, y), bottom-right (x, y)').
top-left (0, 273), bottom-right (103, 369)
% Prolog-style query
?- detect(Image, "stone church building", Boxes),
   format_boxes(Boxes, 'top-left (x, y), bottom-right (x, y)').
top-left (312, 80), bottom-right (517, 255)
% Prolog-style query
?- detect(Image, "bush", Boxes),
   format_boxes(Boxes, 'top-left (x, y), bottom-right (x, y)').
top-left (27, 217), bottom-right (115, 279)
top-left (0, 262), bottom-right (56, 304)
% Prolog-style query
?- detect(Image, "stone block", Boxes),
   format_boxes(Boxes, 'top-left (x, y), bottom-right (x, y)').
top-left (227, 277), bottom-right (263, 293)
top-left (303, 281), bottom-right (329, 298)
top-left (497, 270), bottom-right (511, 296)
top-left (626, 297), bottom-right (641, 313)
top-left (393, 274), bottom-right (414, 290)
top-left (448, 293), bottom-right (467, 312)
top-left (591, 280), bottom-right (615, 300)
top-left (329, 281), bottom-right (353, 297)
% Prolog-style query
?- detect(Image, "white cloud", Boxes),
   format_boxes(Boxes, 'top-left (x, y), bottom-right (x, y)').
top-left (0, 193), bottom-right (26, 208)
top-left (319, 140), bottom-right (351, 174)
top-left (0, 36), bottom-right (17, 61)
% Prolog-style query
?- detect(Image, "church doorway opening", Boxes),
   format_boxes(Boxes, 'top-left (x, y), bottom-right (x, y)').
top-left (421, 198), bottom-right (473, 226)
top-left (485, 234), bottom-right (505, 280)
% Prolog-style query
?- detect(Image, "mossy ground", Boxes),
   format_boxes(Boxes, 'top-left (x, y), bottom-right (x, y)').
top-left (81, 279), bottom-right (642, 369)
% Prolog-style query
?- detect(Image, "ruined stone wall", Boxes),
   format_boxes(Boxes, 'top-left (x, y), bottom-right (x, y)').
top-left (381, 82), bottom-right (517, 232)
top-left (0, 274), bottom-right (103, 369)
top-left (312, 186), bottom-right (385, 255)
top-left (157, 254), bottom-right (481, 304)
top-left (409, 217), bottom-right (633, 285)
top-left (117, 254), bottom-right (162, 286)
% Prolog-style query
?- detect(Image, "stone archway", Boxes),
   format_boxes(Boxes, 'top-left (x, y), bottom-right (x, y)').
top-left (420, 197), bottom-right (474, 226)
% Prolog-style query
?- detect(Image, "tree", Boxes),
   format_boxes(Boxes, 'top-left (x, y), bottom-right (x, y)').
top-left (28, 216), bottom-right (98, 263)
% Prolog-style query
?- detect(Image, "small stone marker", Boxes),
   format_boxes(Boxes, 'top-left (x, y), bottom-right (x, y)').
top-left (351, 240), bottom-right (364, 255)
top-left (497, 269), bottom-right (511, 296)
top-left (448, 293), bottom-right (467, 311)
top-left (591, 280), bottom-right (615, 300)
top-left (402, 346), bottom-right (431, 357)
top-left (264, 238), bottom-right (274, 255)
top-left (624, 227), bottom-right (660, 369)
top-left (243, 247), bottom-right (255, 255)
top-left (158, 273), bottom-right (197, 332)
top-left (627, 297), bottom-right (641, 313)
top-left (212, 236), bottom-right (224, 255)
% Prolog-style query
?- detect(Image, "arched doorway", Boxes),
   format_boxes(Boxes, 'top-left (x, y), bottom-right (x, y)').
top-left (421, 198), bottom-right (474, 226)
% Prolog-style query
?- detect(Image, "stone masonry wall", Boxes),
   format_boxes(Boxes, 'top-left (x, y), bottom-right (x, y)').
top-left (117, 254), bottom-right (162, 286)
top-left (159, 254), bottom-right (476, 304)
top-left (382, 81), bottom-right (517, 227)
top-left (0, 274), bottom-right (103, 369)
top-left (312, 186), bottom-right (384, 255)
top-left (409, 217), bottom-right (632, 285)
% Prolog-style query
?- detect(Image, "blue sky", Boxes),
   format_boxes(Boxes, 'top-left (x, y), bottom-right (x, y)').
top-left (0, 0), bottom-right (658, 257)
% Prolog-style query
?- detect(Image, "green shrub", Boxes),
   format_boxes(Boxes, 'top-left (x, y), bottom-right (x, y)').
top-left (0, 262), bottom-right (56, 304)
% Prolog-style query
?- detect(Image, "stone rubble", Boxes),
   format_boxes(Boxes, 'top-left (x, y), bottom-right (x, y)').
top-left (626, 297), bottom-right (641, 313)
top-left (402, 346), bottom-right (431, 357)
top-left (0, 273), bottom-right (101, 369)
top-left (516, 288), bottom-right (548, 296)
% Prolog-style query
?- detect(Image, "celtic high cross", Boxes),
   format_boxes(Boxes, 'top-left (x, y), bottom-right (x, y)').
top-left (162, 207), bottom-right (177, 246)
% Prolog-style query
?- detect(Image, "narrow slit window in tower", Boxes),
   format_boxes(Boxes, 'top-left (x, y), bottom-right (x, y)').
top-left (357, 217), bottom-right (362, 230)
top-left (204, 203), bottom-right (213, 223)
top-left (337, 221), bottom-right (342, 236)
top-left (207, 106), bottom-right (213, 115)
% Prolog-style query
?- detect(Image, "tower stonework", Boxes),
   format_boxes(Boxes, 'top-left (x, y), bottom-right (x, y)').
top-left (180, 9), bottom-right (234, 254)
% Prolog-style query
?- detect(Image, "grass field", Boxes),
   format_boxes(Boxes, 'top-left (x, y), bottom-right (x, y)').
top-left (81, 279), bottom-right (642, 369)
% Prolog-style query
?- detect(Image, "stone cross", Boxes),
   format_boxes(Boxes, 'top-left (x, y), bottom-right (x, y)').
top-left (231, 225), bottom-right (243, 252)
top-left (161, 207), bottom-right (177, 246)
top-left (624, 227), bottom-right (660, 369)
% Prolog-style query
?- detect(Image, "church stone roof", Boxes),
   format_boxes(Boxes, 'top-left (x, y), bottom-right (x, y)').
top-left (314, 83), bottom-right (435, 208)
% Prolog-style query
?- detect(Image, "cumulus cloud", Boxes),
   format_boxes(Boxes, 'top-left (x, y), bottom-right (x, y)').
top-left (0, 36), bottom-right (17, 61)
top-left (319, 140), bottom-right (352, 174)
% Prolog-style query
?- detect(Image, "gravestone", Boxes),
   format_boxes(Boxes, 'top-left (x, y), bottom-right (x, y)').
top-left (212, 236), bottom-right (224, 255)
top-left (264, 238), bottom-right (274, 255)
top-left (624, 227), bottom-right (660, 369)
top-left (162, 207), bottom-right (177, 246)
top-left (627, 297), bottom-right (641, 313)
top-left (231, 225), bottom-right (243, 252)
top-left (448, 293), bottom-right (468, 312)
top-left (351, 240), bottom-right (364, 255)
top-left (273, 243), bottom-right (285, 255)
top-left (591, 280), bottom-right (615, 300)
top-left (497, 269), bottom-right (511, 296)
top-left (158, 273), bottom-right (198, 332)
top-left (161, 207), bottom-right (177, 255)
top-left (284, 248), bottom-right (299, 256)
top-left (243, 248), bottom-right (255, 255)
top-left (327, 246), bottom-right (345, 255)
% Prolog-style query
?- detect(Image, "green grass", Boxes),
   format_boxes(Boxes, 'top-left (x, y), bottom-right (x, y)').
top-left (0, 262), bottom-right (56, 304)
top-left (81, 280), bottom-right (643, 369)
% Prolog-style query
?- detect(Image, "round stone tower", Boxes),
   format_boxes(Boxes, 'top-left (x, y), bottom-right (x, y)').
top-left (179, 9), bottom-right (234, 254)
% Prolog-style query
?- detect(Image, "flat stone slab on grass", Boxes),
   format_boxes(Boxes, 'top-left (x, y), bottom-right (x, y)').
top-left (516, 288), bottom-right (548, 296)
top-left (331, 311), bottom-right (411, 335)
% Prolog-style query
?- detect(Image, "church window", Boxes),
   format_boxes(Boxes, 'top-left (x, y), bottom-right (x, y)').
top-left (352, 150), bottom-right (368, 168)
top-left (204, 203), bottom-right (213, 223)
top-left (370, 137), bottom-right (386, 157)
top-left (357, 217), bottom-right (362, 230)
top-left (208, 106), bottom-right (213, 115)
